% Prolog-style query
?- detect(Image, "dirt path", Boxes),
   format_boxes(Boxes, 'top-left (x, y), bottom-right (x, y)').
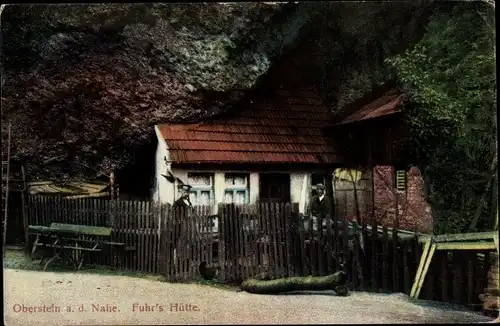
top-left (3, 268), bottom-right (494, 325)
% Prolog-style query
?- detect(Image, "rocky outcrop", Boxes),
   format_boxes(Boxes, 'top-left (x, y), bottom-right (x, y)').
top-left (1, 2), bottom-right (436, 181)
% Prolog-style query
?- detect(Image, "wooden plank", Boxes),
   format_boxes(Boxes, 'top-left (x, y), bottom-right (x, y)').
top-left (258, 203), bottom-right (266, 277)
top-left (419, 231), bottom-right (498, 243)
top-left (308, 216), bottom-right (316, 276)
top-left (116, 200), bottom-right (123, 269)
top-left (236, 204), bottom-right (242, 281)
top-left (40, 196), bottom-right (46, 226)
top-left (342, 218), bottom-right (349, 282)
top-left (452, 252), bottom-right (464, 304)
top-left (244, 205), bottom-right (252, 277)
top-left (317, 215), bottom-right (325, 277)
top-left (275, 203), bottom-right (284, 278)
top-left (392, 220), bottom-right (399, 293)
top-left (382, 225), bottom-right (389, 292)
top-left (414, 242), bottom-right (437, 299)
top-left (252, 205), bottom-right (260, 277)
top-left (191, 206), bottom-right (197, 279)
top-left (410, 240), bottom-right (431, 298)
top-left (236, 205), bottom-right (243, 281)
top-left (48, 223), bottom-right (112, 237)
top-left (124, 201), bottom-right (131, 271)
top-left (173, 205), bottom-right (180, 281)
top-left (467, 252), bottom-right (475, 305)
top-left (209, 205), bottom-right (215, 271)
top-left (325, 212), bottom-right (334, 275)
top-left (197, 206), bottom-right (205, 272)
top-left (226, 204), bottom-right (234, 282)
top-left (371, 217), bottom-right (378, 292)
top-left (151, 203), bottom-right (158, 274)
top-left (219, 204), bottom-right (227, 282)
top-left (440, 251), bottom-right (449, 302)
top-left (193, 205), bottom-right (199, 279)
top-left (31, 196), bottom-right (37, 225)
top-left (297, 219), bottom-right (306, 276)
top-left (39, 196), bottom-right (44, 225)
top-left (359, 222), bottom-right (367, 290)
top-left (144, 202), bottom-right (151, 273)
top-left (403, 240), bottom-right (411, 294)
top-left (284, 203), bottom-right (292, 277)
top-left (244, 205), bottom-right (252, 279)
top-left (138, 201), bottom-right (145, 273)
top-left (184, 204), bottom-right (191, 280)
top-left (332, 205), bottom-right (340, 272)
top-left (148, 201), bottom-right (154, 273)
top-left (263, 203), bottom-right (273, 278)
top-left (162, 205), bottom-right (169, 278)
top-left (436, 242), bottom-right (497, 251)
top-left (180, 206), bottom-right (187, 281)
top-left (351, 226), bottom-right (359, 290)
top-left (269, 203), bottom-right (279, 278)
top-left (196, 206), bottom-right (204, 277)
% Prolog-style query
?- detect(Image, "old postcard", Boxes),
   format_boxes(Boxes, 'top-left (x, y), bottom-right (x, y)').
top-left (2, 1), bottom-right (498, 325)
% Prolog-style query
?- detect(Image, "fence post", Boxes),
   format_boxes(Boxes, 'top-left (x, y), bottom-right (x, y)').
top-left (392, 219), bottom-right (399, 293)
top-left (371, 217), bottom-right (378, 292)
top-left (284, 203), bottom-right (294, 277)
top-left (218, 203), bottom-right (226, 282)
top-left (382, 225), bottom-right (389, 292)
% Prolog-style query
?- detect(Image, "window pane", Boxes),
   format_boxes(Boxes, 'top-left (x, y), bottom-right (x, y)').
top-left (235, 191), bottom-right (246, 204)
top-left (189, 192), bottom-right (197, 205)
top-left (225, 173), bottom-right (248, 186)
top-left (224, 191), bottom-right (234, 204)
top-left (188, 173), bottom-right (211, 186)
top-left (199, 191), bottom-right (211, 206)
top-left (225, 176), bottom-right (235, 186)
top-left (234, 176), bottom-right (246, 186)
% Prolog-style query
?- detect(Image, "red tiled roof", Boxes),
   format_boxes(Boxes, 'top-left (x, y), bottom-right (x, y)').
top-left (335, 89), bottom-right (404, 126)
top-left (157, 88), bottom-right (339, 165)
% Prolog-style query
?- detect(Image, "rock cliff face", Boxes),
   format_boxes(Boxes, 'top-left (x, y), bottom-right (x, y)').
top-left (1, 2), bottom-right (435, 181)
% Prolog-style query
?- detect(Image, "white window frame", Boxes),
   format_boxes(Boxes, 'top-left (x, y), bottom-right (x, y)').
top-left (188, 172), bottom-right (214, 206)
top-left (224, 173), bottom-right (250, 205)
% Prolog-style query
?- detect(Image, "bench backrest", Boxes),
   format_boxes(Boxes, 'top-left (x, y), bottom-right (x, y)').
top-left (49, 223), bottom-right (112, 237)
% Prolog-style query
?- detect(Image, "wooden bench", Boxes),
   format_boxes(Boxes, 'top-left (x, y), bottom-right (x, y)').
top-left (28, 223), bottom-right (135, 271)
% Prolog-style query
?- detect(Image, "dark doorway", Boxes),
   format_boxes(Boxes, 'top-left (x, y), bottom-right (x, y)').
top-left (259, 173), bottom-right (291, 203)
top-left (114, 137), bottom-right (157, 201)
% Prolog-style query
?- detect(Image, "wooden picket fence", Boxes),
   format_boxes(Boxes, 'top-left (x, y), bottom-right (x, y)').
top-left (27, 195), bottom-right (160, 273)
top-left (27, 195), bottom-right (422, 293)
top-left (160, 203), bottom-right (422, 294)
top-left (24, 195), bottom-right (497, 313)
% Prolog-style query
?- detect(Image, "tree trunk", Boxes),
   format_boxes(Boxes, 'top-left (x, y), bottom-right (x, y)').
top-left (468, 152), bottom-right (497, 231)
top-left (240, 272), bottom-right (349, 295)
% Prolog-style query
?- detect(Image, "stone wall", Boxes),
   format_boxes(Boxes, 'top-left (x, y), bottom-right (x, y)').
top-left (373, 165), bottom-right (433, 232)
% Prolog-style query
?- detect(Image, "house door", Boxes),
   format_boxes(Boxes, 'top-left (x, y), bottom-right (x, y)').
top-left (259, 173), bottom-right (291, 203)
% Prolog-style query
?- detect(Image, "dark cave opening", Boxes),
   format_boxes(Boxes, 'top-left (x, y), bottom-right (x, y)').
top-left (114, 135), bottom-right (158, 201)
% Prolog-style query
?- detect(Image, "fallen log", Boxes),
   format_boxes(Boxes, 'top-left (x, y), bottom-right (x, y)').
top-left (239, 272), bottom-right (349, 296)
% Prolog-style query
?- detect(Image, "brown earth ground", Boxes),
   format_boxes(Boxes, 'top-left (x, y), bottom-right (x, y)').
top-left (3, 267), bottom-right (495, 325)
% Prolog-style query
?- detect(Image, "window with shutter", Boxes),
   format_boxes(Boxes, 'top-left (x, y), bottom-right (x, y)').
top-left (395, 169), bottom-right (407, 192)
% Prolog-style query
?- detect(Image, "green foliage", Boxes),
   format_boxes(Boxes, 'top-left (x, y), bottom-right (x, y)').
top-left (385, 2), bottom-right (496, 233)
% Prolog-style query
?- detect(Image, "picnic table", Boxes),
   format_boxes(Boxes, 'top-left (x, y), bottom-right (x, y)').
top-left (28, 223), bottom-right (135, 271)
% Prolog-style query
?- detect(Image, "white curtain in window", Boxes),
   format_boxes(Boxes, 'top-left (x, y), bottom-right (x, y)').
top-left (235, 191), bottom-right (245, 204)
top-left (224, 192), bottom-right (233, 204)
top-left (189, 192), bottom-right (197, 205)
top-left (225, 176), bottom-right (235, 186)
top-left (234, 176), bottom-right (246, 186)
top-left (189, 175), bottom-right (211, 186)
top-left (199, 191), bottom-right (211, 206)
